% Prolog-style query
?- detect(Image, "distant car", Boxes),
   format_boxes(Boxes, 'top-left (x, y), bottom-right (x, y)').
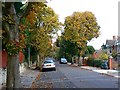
top-left (60, 58), bottom-right (67, 64)
top-left (100, 61), bottom-right (109, 69)
top-left (42, 59), bottom-right (56, 71)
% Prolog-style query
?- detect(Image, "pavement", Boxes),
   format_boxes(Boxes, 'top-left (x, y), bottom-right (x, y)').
top-left (0, 64), bottom-right (39, 89)
top-left (69, 63), bottom-right (120, 78)
top-left (20, 68), bottom-right (40, 88)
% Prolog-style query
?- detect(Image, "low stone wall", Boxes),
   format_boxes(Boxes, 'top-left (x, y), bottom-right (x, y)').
top-left (0, 68), bottom-right (6, 89)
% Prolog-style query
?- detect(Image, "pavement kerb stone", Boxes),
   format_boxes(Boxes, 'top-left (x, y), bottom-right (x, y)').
top-left (80, 67), bottom-right (93, 71)
top-left (80, 66), bottom-right (120, 78)
top-left (100, 73), bottom-right (115, 78)
top-left (100, 73), bottom-right (120, 78)
top-left (68, 63), bottom-right (78, 67)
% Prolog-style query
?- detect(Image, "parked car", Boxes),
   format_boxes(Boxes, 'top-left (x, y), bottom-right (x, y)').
top-left (42, 59), bottom-right (56, 71)
top-left (60, 58), bottom-right (67, 64)
top-left (100, 61), bottom-right (109, 69)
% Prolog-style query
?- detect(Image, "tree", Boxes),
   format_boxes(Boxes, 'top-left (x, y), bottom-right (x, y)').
top-left (62, 11), bottom-right (100, 65)
top-left (64, 11), bottom-right (100, 43)
top-left (33, 6), bottom-right (61, 68)
top-left (19, 2), bottom-right (61, 69)
top-left (2, 1), bottom-right (46, 88)
top-left (56, 35), bottom-right (79, 62)
top-left (86, 45), bottom-right (95, 55)
top-left (2, 2), bottom-right (26, 88)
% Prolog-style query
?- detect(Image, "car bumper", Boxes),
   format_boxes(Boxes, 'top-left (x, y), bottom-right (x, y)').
top-left (43, 65), bottom-right (55, 69)
top-left (60, 62), bottom-right (67, 64)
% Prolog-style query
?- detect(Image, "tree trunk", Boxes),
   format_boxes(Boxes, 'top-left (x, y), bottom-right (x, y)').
top-left (36, 54), bottom-right (40, 68)
top-left (6, 55), bottom-right (20, 88)
top-left (39, 56), bottom-right (44, 71)
top-left (78, 54), bottom-right (80, 66)
top-left (6, 56), bottom-right (14, 88)
top-left (78, 57), bottom-right (80, 66)
top-left (5, 3), bottom-right (20, 88)
top-left (39, 58), bottom-right (42, 71)
top-left (14, 54), bottom-right (20, 88)
top-left (28, 47), bottom-right (31, 68)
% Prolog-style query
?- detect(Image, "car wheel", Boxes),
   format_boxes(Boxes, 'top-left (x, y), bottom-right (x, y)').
top-left (42, 69), bottom-right (44, 72)
top-left (53, 68), bottom-right (56, 71)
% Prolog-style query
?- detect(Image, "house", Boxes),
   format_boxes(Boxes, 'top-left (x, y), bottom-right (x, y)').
top-left (102, 36), bottom-right (120, 57)
top-left (101, 36), bottom-right (120, 69)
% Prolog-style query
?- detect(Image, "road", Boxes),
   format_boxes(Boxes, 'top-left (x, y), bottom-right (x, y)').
top-left (34, 61), bottom-right (119, 89)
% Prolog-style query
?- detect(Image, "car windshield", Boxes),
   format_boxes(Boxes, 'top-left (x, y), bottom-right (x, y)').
top-left (61, 58), bottom-right (67, 61)
top-left (44, 60), bottom-right (54, 64)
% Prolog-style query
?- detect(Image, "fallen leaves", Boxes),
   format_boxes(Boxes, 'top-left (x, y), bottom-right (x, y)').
top-left (35, 72), bottom-right (40, 81)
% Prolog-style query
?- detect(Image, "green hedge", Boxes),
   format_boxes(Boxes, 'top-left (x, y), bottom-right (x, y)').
top-left (86, 59), bottom-right (102, 67)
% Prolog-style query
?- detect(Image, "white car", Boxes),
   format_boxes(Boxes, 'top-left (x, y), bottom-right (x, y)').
top-left (42, 59), bottom-right (56, 71)
top-left (60, 58), bottom-right (67, 64)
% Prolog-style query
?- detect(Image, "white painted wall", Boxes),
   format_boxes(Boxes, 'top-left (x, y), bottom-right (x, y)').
top-left (0, 63), bottom-right (27, 89)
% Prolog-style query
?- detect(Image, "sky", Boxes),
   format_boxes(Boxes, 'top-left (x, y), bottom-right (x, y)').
top-left (47, 0), bottom-right (119, 50)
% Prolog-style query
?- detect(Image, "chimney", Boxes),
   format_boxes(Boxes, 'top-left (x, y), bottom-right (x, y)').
top-left (113, 36), bottom-right (116, 40)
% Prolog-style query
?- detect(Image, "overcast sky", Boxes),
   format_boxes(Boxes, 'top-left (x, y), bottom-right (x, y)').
top-left (47, 0), bottom-right (119, 50)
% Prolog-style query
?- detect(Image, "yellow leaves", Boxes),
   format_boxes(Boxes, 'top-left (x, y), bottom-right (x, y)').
top-left (34, 26), bottom-right (52, 54)
top-left (25, 3), bottom-right (46, 27)
top-left (21, 2), bottom-right (61, 57)
top-left (59, 12), bottom-right (100, 57)
top-left (32, 2), bottom-right (45, 13)
top-left (63, 11), bottom-right (100, 50)
top-left (26, 10), bottom-right (37, 25)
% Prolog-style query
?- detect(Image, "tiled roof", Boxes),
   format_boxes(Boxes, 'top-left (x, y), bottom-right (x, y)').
top-left (106, 40), bottom-right (115, 46)
top-left (117, 37), bottom-right (120, 43)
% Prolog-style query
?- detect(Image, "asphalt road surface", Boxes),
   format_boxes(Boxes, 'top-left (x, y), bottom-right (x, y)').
top-left (34, 61), bottom-right (119, 89)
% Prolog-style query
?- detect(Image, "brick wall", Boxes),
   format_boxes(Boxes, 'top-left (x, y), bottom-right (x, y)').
top-left (0, 50), bottom-right (24, 68)
top-left (111, 59), bottom-right (118, 70)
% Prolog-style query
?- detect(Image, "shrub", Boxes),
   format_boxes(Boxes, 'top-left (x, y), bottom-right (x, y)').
top-left (98, 52), bottom-right (109, 60)
top-left (86, 55), bottom-right (94, 66)
top-left (93, 59), bottom-right (102, 67)
top-left (86, 55), bottom-right (102, 67)
top-left (111, 51), bottom-right (117, 59)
